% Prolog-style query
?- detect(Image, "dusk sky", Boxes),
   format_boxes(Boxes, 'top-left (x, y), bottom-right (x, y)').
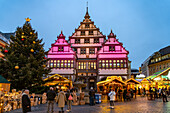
top-left (0, 0), bottom-right (170, 69)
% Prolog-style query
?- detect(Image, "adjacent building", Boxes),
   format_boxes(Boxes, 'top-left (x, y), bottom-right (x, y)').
top-left (47, 7), bottom-right (130, 89)
top-left (0, 31), bottom-right (15, 58)
top-left (141, 46), bottom-right (170, 76)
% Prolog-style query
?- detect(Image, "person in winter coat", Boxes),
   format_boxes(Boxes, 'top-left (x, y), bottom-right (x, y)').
top-left (89, 87), bottom-right (95, 106)
top-left (108, 89), bottom-right (116, 109)
top-left (47, 87), bottom-right (56, 113)
top-left (57, 89), bottom-right (66, 112)
top-left (162, 88), bottom-right (168, 102)
top-left (66, 89), bottom-right (73, 112)
top-left (22, 89), bottom-right (31, 113)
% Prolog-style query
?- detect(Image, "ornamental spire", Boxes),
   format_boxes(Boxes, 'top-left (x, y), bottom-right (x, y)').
top-left (84, 2), bottom-right (90, 19)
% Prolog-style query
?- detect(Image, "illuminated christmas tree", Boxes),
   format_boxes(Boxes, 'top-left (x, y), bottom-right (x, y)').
top-left (0, 18), bottom-right (50, 90)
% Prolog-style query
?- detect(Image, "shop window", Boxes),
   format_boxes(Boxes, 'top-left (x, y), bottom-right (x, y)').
top-left (89, 30), bottom-right (93, 35)
top-left (75, 39), bottom-right (80, 44)
top-left (81, 31), bottom-right (85, 35)
top-left (88, 62), bottom-right (90, 69)
top-left (94, 62), bottom-right (96, 69)
top-left (81, 62), bottom-right (84, 69)
top-left (84, 62), bottom-right (86, 69)
top-left (78, 62), bottom-right (81, 69)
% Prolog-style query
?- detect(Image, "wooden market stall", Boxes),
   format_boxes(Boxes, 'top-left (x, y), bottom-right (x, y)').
top-left (0, 75), bottom-right (11, 92)
top-left (97, 76), bottom-right (126, 94)
top-left (125, 78), bottom-right (140, 90)
top-left (140, 78), bottom-right (151, 91)
top-left (43, 74), bottom-right (72, 91)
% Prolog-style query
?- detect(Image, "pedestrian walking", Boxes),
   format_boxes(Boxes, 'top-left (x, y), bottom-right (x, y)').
top-left (22, 89), bottom-right (31, 113)
top-left (66, 89), bottom-right (73, 112)
top-left (159, 88), bottom-right (162, 98)
top-left (108, 89), bottom-right (116, 109)
top-left (89, 87), bottom-right (95, 106)
top-left (57, 89), bottom-right (66, 112)
top-left (162, 88), bottom-right (168, 102)
top-left (47, 87), bottom-right (56, 113)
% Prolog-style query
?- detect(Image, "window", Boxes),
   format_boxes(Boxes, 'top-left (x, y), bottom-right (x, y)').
top-left (109, 46), bottom-right (115, 51)
top-left (54, 60), bottom-right (56, 67)
top-left (68, 60), bottom-right (70, 68)
top-left (50, 60), bottom-right (53, 67)
top-left (71, 60), bottom-right (74, 68)
top-left (81, 48), bottom-right (86, 54)
top-left (75, 39), bottom-right (80, 44)
top-left (109, 60), bottom-right (112, 68)
top-left (74, 48), bottom-right (77, 53)
top-left (89, 30), bottom-right (93, 35)
top-left (102, 60), bottom-right (105, 68)
top-left (64, 60), bottom-right (67, 68)
top-left (57, 60), bottom-right (60, 68)
top-left (85, 24), bottom-right (90, 28)
top-left (81, 31), bottom-right (85, 35)
top-left (94, 62), bottom-right (96, 69)
top-left (106, 60), bottom-right (108, 68)
top-left (84, 38), bottom-right (89, 43)
top-left (89, 48), bottom-right (95, 54)
top-left (61, 60), bottom-right (63, 67)
top-left (58, 47), bottom-right (64, 51)
top-left (94, 38), bottom-right (99, 43)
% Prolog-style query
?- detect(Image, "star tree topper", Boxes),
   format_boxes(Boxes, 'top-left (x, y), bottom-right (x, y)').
top-left (25, 17), bottom-right (31, 22)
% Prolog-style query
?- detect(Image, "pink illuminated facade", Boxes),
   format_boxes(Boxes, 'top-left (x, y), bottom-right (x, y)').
top-left (47, 7), bottom-right (130, 89)
top-left (47, 31), bottom-right (76, 80)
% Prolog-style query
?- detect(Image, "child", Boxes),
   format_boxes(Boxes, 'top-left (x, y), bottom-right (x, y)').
top-left (108, 89), bottom-right (116, 109)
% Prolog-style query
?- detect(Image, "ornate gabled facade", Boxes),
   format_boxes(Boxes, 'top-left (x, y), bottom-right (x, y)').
top-left (47, 31), bottom-right (76, 80)
top-left (47, 7), bottom-right (130, 89)
top-left (97, 30), bottom-right (129, 79)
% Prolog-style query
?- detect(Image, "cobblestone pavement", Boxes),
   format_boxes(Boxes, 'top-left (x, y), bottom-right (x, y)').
top-left (7, 96), bottom-right (170, 113)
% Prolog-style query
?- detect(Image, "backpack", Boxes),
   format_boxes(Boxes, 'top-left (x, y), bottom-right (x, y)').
top-left (68, 94), bottom-right (73, 100)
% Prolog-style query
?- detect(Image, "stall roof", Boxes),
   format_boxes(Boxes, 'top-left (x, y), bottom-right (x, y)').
top-left (147, 67), bottom-right (170, 80)
top-left (97, 78), bottom-right (126, 85)
top-left (126, 78), bottom-right (140, 84)
top-left (0, 75), bottom-right (10, 83)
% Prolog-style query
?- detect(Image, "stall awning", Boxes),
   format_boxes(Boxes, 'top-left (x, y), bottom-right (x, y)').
top-left (0, 75), bottom-right (10, 84)
top-left (147, 67), bottom-right (170, 80)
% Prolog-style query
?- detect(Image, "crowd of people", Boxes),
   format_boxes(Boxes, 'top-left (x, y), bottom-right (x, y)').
top-left (1, 86), bottom-right (169, 112)
top-left (21, 87), bottom-right (97, 113)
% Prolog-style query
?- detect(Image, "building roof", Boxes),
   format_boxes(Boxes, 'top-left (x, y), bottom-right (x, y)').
top-left (159, 46), bottom-right (170, 56)
top-left (0, 75), bottom-right (10, 83)
top-left (0, 31), bottom-right (15, 43)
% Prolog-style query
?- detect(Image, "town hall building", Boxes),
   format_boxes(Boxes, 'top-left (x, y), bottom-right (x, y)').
top-left (47, 7), bottom-right (131, 89)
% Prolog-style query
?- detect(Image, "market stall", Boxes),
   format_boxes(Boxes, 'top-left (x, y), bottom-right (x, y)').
top-left (97, 76), bottom-right (126, 94)
top-left (0, 75), bottom-right (11, 93)
top-left (43, 74), bottom-right (72, 91)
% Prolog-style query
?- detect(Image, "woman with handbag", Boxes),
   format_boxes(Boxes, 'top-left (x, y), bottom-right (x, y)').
top-left (108, 89), bottom-right (116, 109)
top-left (66, 89), bottom-right (73, 112)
